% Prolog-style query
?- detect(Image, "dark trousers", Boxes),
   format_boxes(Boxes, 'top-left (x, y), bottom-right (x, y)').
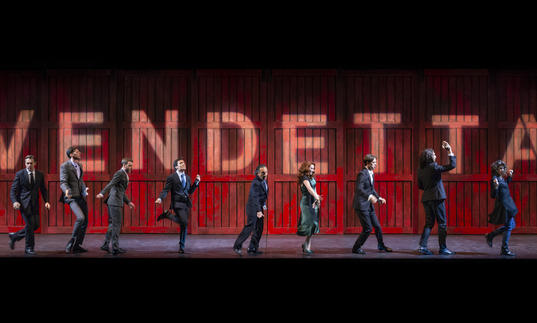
top-left (419, 200), bottom-right (448, 249)
top-left (489, 214), bottom-right (516, 250)
top-left (163, 205), bottom-right (189, 250)
top-left (352, 206), bottom-right (384, 250)
top-left (68, 198), bottom-right (88, 247)
top-left (12, 205), bottom-right (40, 249)
top-left (173, 207), bottom-right (189, 250)
top-left (103, 205), bottom-right (123, 251)
top-left (234, 210), bottom-right (264, 251)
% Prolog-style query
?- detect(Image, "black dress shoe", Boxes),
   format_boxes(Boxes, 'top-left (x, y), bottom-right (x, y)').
top-left (378, 245), bottom-right (393, 252)
top-left (157, 210), bottom-right (171, 222)
top-left (247, 249), bottom-right (262, 255)
top-left (65, 239), bottom-right (75, 253)
top-left (417, 247), bottom-right (433, 255)
top-left (352, 248), bottom-right (366, 254)
top-left (439, 248), bottom-right (455, 255)
top-left (8, 233), bottom-right (16, 250)
top-left (178, 248), bottom-right (185, 254)
top-left (73, 246), bottom-right (88, 253)
top-left (25, 248), bottom-right (35, 255)
top-left (485, 234), bottom-right (493, 247)
top-left (112, 248), bottom-right (127, 255)
top-left (501, 249), bottom-right (516, 257)
top-left (233, 247), bottom-right (242, 255)
top-left (100, 245), bottom-right (110, 253)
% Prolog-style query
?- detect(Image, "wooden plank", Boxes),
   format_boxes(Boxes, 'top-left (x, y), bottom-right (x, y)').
top-left (237, 128), bottom-right (245, 175)
top-left (480, 181), bottom-right (488, 227)
top-left (387, 181), bottom-right (395, 228)
top-left (197, 181), bottom-right (206, 229)
top-left (0, 182), bottom-right (7, 226)
top-left (528, 182), bottom-right (537, 227)
top-left (229, 182), bottom-right (237, 228)
top-left (239, 181), bottom-right (246, 231)
top-left (404, 181), bottom-right (412, 230)
top-left (395, 181), bottom-right (403, 229)
top-left (345, 182), bottom-right (354, 229)
top-left (521, 182), bottom-right (529, 227)
top-left (214, 182), bottom-right (221, 228)
top-left (471, 182), bottom-right (479, 227)
top-left (282, 182), bottom-right (290, 229)
top-left (378, 181), bottom-right (387, 226)
top-left (221, 182), bottom-right (229, 228)
top-left (328, 181), bottom-right (336, 229)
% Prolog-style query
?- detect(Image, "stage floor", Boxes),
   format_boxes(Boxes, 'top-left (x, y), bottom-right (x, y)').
top-left (2, 233), bottom-right (537, 259)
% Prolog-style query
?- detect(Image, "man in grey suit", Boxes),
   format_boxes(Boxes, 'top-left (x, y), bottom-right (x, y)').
top-left (97, 158), bottom-right (135, 255)
top-left (60, 146), bottom-right (90, 253)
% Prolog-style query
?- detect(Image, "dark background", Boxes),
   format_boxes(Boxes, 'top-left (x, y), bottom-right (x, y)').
top-left (2, 19), bottom-right (536, 71)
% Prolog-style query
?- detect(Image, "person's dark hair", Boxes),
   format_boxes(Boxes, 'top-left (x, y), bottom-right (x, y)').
top-left (121, 158), bottom-right (133, 166)
top-left (419, 149), bottom-right (435, 169)
top-left (363, 154), bottom-right (377, 167)
top-left (255, 164), bottom-right (267, 176)
top-left (297, 161), bottom-right (315, 184)
top-left (66, 146), bottom-right (80, 158)
top-left (173, 158), bottom-right (186, 169)
top-left (491, 160), bottom-right (507, 177)
top-left (24, 155), bottom-right (36, 162)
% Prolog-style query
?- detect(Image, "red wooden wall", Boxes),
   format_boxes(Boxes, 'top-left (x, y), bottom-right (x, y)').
top-left (0, 69), bottom-right (536, 235)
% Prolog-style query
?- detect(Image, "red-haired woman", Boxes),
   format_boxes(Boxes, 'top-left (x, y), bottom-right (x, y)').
top-left (296, 161), bottom-right (321, 254)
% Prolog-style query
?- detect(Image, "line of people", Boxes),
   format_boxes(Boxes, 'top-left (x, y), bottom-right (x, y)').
top-left (8, 141), bottom-right (518, 257)
top-left (9, 147), bottom-right (200, 256)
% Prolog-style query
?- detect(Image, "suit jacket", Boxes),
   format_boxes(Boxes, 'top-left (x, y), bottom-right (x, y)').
top-left (353, 168), bottom-right (379, 211)
top-left (418, 155), bottom-right (456, 202)
top-left (158, 172), bottom-right (199, 209)
top-left (10, 169), bottom-right (48, 212)
top-left (99, 169), bottom-right (131, 207)
top-left (488, 175), bottom-right (518, 225)
top-left (59, 160), bottom-right (88, 203)
top-left (246, 176), bottom-right (268, 215)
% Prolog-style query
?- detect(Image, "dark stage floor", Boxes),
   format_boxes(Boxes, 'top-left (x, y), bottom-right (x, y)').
top-left (2, 233), bottom-right (537, 259)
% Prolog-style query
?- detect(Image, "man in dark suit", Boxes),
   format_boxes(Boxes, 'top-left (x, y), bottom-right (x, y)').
top-left (9, 155), bottom-right (50, 255)
top-left (155, 158), bottom-right (200, 253)
top-left (59, 146), bottom-right (90, 253)
top-left (97, 158), bottom-right (135, 255)
top-left (233, 164), bottom-right (268, 256)
top-left (417, 141), bottom-right (456, 255)
top-left (352, 154), bottom-right (392, 254)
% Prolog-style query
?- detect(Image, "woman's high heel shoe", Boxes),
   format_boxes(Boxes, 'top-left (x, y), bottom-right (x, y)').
top-left (302, 243), bottom-right (313, 255)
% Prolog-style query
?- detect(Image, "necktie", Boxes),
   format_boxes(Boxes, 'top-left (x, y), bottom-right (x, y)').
top-left (30, 172), bottom-right (34, 186)
top-left (181, 173), bottom-right (185, 187)
top-left (74, 163), bottom-right (80, 179)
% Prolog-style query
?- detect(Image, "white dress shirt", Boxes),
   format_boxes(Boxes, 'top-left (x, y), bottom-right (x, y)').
top-left (367, 169), bottom-right (375, 202)
top-left (71, 160), bottom-right (80, 179)
top-left (122, 168), bottom-right (129, 182)
top-left (27, 170), bottom-right (35, 185)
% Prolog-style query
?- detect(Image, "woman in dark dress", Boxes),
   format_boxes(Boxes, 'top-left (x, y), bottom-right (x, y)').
top-left (485, 160), bottom-right (518, 256)
top-left (296, 161), bottom-right (321, 254)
